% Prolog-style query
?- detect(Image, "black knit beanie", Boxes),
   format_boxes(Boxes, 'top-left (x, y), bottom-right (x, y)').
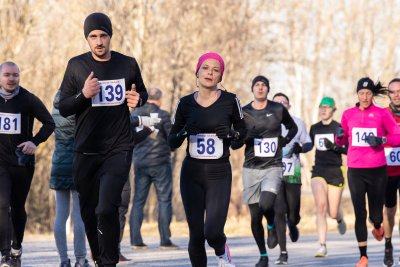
top-left (356, 77), bottom-right (375, 93)
top-left (251, 75), bottom-right (270, 91)
top-left (84, 12), bottom-right (113, 38)
top-left (356, 77), bottom-right (387, 96)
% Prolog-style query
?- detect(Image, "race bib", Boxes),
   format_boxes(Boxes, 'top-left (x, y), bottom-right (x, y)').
top-left (188, 134), bottom-right (223, 159)
top-left (282, 157), bottom-right (295, 176)
top-left (254, 137), bottom-right (278, 157)
top-left (0, 112), bottom-right (21, 134)
top-left (92, 78), bottom-right (126, 107)
top-left (352, 127), bottom-right (377, 146)
top-left (315, 133), bottom-right (334, 151)
top-left (385, 147), bottom-right (400, 166)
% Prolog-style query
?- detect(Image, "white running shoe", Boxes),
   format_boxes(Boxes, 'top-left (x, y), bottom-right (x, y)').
top-left (216, 243), bottom-right (235, 267)
top-left (314, 245), bottom-right (327, 257)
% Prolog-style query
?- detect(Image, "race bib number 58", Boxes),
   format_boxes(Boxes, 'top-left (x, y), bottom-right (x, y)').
top-left (189, 134), bottom-right (223, 159)
top-left (92, 78), bottom-right (126, 107)
top-left (0, 112), bottom-right (21, 134)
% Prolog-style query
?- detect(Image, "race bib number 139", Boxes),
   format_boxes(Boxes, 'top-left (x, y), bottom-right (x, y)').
top-left (92, 78), bottom-right (126, 107)
top-left (0, 112), bottom-right (21, 134)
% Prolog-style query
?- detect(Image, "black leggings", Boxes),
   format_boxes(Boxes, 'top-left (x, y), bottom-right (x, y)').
top-left (0, 165), bottom-right (34, 252)
top-left (180, 158), bottom-right (232, 267)
top-left (248, 191), bottom-right (277, 255)
top-left (348, 166), bottom-right (387, 242)
top-left (275, 181), bottom-right (301, 251)
top-left (73, 151), bottom-right (131, 266)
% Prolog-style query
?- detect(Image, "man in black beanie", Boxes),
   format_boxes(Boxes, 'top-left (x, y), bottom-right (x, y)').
top-left (59, 12), bottom-right (148, 267)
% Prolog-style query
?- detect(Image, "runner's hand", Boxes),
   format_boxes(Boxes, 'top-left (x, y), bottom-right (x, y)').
top-left (82, 71), bottom-right (100, 98)
top-left (139, 116), bottom-right (161, 127)
top-left (336, 127), bottom-right (344, 138)
top-left (127, 84), bottom-right (140, 109)
top-left (17, 141), bottom-right (37, 155)
top-left (185, 123), bottom-right (201, 136)
top-left (365, 136), bottom-right (386, 146)
top-left (292, 142), bottom-right (303, 154)
top-left (323, 138), bottom-right (335, 150)
top-left (215, 125), bottom-right (239, 139)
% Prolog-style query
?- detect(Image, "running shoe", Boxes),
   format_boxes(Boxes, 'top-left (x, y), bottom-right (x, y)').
top-left (337, 219), bottom-right (347, 235)
top-left (314, 245), bottom-right (327, 257)
top-left (130, 243), bottom-right (148, 250)
top-left (59, 259), bottom-right (71, 267)
top-left (216, 243), bottom-right (235, 267)
top-left (118, 253), bottom-right (131, 262)
top-left (267, 226), bottom-right (278, 249)
top-left (9, 247), bottom-right (21, 267)
top-left (255, 256), bottom-right (269, 267)
top-left (74, 259), bottom-right (91, 267)
top-left (383, 247), bottom-right (393, 267)
top-left (160, 242), bottom-right (179, 250)
top-left (356, 256), bottom-right (368, 267)
top-left (274, 252), bottom-right (288, 265)
top-left (288, 225), bottom-right (299, 242)
top-left (1, 255), bottom-right (11, 267)
top-left (372, 226), bottom-right (384, 241)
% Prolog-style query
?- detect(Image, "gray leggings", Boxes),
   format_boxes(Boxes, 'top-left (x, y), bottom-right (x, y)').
top-left (54, 190), bottom-right (87, 263)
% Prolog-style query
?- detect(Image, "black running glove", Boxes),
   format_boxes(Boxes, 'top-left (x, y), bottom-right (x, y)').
top-left (215, 125), bottom-right (240, 140)
top-left (336, 127), bottom-right (344, 138)
top-left (365, 136), bottom-right (386, 146)
top-left (292, 142), bottom-right (303, 154)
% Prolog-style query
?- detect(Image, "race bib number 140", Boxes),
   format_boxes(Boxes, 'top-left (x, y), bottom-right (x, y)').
top-left (352, 127), bottom-right (377, 147)
top-left (92, 78), bottom-right (126, 107)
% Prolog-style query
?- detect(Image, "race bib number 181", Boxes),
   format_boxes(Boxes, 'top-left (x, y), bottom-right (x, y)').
top-left (189, 134), bottom-right (223, 159)
top-left (0, 112), bottom-right (21, 134)
top-left (92, 78), bottom-right (126, 107)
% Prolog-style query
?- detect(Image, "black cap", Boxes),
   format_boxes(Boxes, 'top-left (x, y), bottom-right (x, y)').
top-left (84, 12), bottom-right (112, 38)
top-left (356, 77), bottom-right (375, 93)
top-left (251, 75), bottom-right (270, 91)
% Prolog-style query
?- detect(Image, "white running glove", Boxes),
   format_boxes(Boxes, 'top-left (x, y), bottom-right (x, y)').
top-left (138, 116), bottom-right (161, 127)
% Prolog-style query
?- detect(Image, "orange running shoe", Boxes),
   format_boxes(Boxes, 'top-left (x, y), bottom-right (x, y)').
top-left (356, 256), bottom-right (368, 267)
top-left (372, 226), bottom-right (384, 241)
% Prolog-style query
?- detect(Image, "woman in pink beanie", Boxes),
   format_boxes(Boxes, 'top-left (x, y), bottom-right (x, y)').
top-left (168, 52), bottom-right (246, 267)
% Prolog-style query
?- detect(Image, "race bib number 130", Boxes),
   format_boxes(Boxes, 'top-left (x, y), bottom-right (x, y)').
top-left (189, 134), bottom-right (223, 159)
top-left (92, 78), bottom-right (126, 107)
top-left (254, 137), bottom-right (278, 157)
top-left (0, 112), bottom-right (21, 134)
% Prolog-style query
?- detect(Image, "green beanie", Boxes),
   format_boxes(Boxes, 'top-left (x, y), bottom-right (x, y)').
top-left (319, 97), bottom-right (335, 107)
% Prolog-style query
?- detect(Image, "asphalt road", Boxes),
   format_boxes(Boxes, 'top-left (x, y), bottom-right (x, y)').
top-left (20, 231), bottom-right (395, 266)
